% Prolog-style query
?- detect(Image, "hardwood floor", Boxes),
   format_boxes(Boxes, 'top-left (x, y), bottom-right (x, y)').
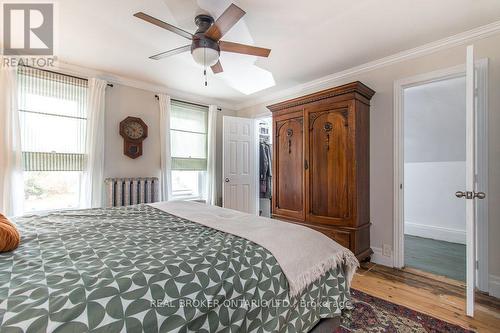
top-left (351, 263), bottom-right (500, 332)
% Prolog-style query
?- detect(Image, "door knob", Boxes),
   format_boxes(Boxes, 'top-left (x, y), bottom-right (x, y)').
top-left (474, 191), bottom-right (486, 199)
top-left (455, 191), bottom-right (486, 199)
top-left (455, 191), bottom-right (468, 198)
top-left (224, 178), bottom-right (230, 183)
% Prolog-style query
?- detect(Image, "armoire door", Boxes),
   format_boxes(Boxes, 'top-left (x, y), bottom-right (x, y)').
top-left (306, 104), bottom-right (353, 224)
top-left (273, 112), bottom-right (304, 220)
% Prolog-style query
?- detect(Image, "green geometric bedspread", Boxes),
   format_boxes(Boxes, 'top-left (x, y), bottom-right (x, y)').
top-left (0, 205), bottom-right (351, 332)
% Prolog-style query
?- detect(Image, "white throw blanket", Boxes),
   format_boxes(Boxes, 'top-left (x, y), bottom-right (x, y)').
top-left (149, 201), bottom-right (359, 297)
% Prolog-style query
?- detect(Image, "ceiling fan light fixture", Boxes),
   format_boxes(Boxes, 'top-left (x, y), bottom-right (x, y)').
top-left (191, 37), bottom-right (220, 67)
top-left (191, 46), bottom-right (220, 67)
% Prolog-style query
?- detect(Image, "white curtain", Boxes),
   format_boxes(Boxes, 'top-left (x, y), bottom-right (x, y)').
top-left (158, 94), bottom-right (172, 201)
top-left (82, 78), bottom-right (107, 208)
top-left (0, 63), bottom-right (23, 217)
top-left (205, 105), bottom-right (218, 205)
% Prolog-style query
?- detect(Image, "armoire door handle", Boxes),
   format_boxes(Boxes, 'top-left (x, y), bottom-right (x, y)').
top-left (304, 160), bottom-right (309, 170)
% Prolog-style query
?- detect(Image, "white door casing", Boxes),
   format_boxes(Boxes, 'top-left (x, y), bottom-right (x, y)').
top-left (222, 116), bottom-right (258, 214)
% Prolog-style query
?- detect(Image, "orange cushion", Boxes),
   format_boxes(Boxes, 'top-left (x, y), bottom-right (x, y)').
top-left (0, 213), bottom-right (20, 252)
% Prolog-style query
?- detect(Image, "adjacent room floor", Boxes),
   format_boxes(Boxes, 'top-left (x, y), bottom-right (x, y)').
top-left (404, 234), bottom-right (466, 281)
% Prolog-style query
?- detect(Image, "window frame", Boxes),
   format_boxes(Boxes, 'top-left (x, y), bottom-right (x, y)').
top-left (17, 66), bottom-right (89, 213)
top-left (170, 100), bottom-right (209, 200)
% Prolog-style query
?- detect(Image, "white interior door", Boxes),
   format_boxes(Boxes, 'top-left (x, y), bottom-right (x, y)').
top-left (460, 44), bottom-right (486, 317)
top-left (222, 116), bottom-right (257, 214)
top-left (465, 44), bottom-right (476, 317)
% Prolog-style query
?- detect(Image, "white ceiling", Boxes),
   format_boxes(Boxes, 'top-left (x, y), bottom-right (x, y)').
top-left (56, 0), bottom-right (500, 106)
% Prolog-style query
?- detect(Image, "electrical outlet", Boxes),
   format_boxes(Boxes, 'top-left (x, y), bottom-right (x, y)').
top-left (383, 244), bottom-right (392, 257)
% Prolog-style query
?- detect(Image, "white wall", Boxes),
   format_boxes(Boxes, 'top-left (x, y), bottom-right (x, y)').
top-left (104, 83), bottom-right (237, 204)
top-left (404, 77), bottom-right (466, 163)
top-left (104, 85), bottom-right (161, 180)
top-left (236, 32), bottom-right (500, 282)
top-left (404, 161), bottom-right (466, 243)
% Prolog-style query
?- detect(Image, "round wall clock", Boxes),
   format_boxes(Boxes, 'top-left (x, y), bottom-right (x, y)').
top-left (119, 116), bottom-right (148, 159)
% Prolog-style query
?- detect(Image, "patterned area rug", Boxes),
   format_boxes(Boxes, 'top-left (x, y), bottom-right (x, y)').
top-left (336, 289), bottom-right (473, 332)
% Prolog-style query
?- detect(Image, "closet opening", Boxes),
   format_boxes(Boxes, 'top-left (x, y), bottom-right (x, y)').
top-left (258, 117), bottom-right (272, 217)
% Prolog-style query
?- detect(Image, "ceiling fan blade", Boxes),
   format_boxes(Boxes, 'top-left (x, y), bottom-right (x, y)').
top-left (205, 4), bottom-right (245, 41)
top-left (134, 12), bottom-right (193, 40)
top-left (149, 45), bottom-right (191, 60)
top-left (211, 61), bottom-right (223, 74)
top-left (219, 41), bottom-right (271, 57)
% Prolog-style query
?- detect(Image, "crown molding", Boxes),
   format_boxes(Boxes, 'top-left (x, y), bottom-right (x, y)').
top-left (267, 81), bottom-right (375, 112)
top-left (235, 20), bottom-right (500, 111)
top-left (51, 60), bottom-right (237, 110)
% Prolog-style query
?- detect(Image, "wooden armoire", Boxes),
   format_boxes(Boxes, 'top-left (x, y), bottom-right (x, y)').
top-left (267, 81), bottom-right (374, 261)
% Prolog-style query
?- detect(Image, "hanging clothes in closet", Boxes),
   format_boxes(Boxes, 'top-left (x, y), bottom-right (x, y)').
top-left (259, 142), bottom-right (272, 198)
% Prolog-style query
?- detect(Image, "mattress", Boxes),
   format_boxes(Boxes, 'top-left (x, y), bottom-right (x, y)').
top-left (0, 204), bottom-right (351, 332)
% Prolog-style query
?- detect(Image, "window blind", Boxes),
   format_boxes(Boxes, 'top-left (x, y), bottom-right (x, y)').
top-left (17, 66), bottom-right (88, 171)
top-left (171, 100), bottom-right (208, 171)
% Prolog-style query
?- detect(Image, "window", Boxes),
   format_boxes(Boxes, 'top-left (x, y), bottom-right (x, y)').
top-left (170, 100), bottom-right (208, 199)
top-left (18, 67), bottom-right (88, 212)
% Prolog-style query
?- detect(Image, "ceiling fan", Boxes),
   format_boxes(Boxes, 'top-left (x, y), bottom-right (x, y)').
top-left (134, 3), bottom-right (271, 78)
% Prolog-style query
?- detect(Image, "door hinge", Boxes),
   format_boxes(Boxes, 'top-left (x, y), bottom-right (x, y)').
top-left (400, 183), bottom-right (403, 190)
top-left (476, 260), bottom-right (479, 270)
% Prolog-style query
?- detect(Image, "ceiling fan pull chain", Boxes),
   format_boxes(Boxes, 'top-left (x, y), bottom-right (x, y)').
top-left (204, 47), bottom-right (208, 87)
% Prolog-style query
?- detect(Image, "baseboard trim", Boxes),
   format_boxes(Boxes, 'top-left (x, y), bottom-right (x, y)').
top-left (489, 275), bottom-right (500, 298)
top-left (371, 247), bottom-right (393, 267)
top-left (404, 221), bottom-right (466, 244)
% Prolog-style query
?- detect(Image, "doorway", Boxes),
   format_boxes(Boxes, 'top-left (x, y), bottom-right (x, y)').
top-left (403, 76), bottom-right (467, 281)
top-left (393, 60), bottom-right (489, 291)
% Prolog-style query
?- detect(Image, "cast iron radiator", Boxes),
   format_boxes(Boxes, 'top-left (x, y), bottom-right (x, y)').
top-left (105, 177), bottom-right (159, 207)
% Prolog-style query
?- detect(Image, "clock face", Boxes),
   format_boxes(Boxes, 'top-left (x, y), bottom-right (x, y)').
top-left (124, 121), bottom-right (144, 140)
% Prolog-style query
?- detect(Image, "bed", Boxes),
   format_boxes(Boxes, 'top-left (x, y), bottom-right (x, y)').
top-left (0, 201), bottom-right (358, 332)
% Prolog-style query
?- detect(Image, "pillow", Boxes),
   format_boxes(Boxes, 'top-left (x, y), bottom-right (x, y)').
top-left (0, 214), bottom-right (20, 252)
